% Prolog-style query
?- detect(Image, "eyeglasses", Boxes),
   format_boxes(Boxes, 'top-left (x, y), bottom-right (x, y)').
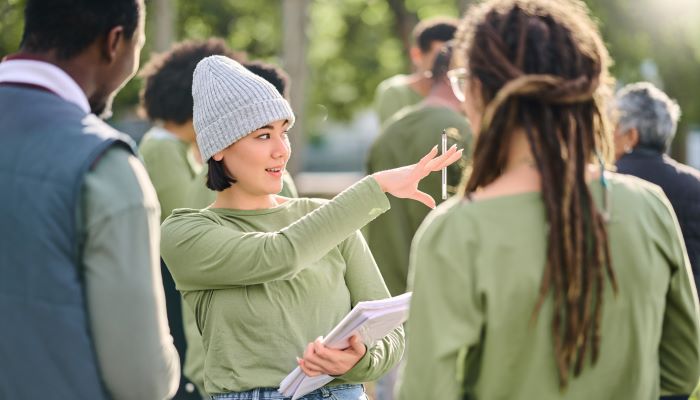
top-left (447, 68), bottom-right (469, 102)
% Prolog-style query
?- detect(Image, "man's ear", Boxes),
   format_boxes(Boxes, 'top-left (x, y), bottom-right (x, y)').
top-left (101, 26), bottom-right (125, 62)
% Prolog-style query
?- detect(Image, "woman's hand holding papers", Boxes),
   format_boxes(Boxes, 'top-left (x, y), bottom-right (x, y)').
top-left (297, 335), bottom-right (367, 377)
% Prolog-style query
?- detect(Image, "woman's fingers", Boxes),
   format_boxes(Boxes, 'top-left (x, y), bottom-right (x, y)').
top-left (298, 359), bottom-right (322, 377)
top-left (313, 339), bottom-right (334, 362)
top-left (423, 145), bottom-right (458, 171)
top-left (416, 145), bottom-right (439, 169)
top-left (432, 148), bottom-right (464, 171)
top-left (302, 355), bottom-right (328, 373)
top-left (303, 342), bottom-right (314, 360)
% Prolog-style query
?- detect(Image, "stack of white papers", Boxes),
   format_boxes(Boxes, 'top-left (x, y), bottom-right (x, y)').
top-left (279, 292), bottom-right (412, 400)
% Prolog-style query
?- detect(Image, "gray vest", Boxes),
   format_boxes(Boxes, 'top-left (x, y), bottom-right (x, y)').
top-left (0, 85), bottom-right (135, 399)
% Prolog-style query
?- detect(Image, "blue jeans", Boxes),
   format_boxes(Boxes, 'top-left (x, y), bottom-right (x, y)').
top-left (211, 384), bottom-right (367, 400)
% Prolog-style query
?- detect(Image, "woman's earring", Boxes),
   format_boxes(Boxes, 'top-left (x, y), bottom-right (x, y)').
top-left (624, 146), bottom-right (633, 154)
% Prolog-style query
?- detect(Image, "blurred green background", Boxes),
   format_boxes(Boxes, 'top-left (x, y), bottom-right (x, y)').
top-left (2, 0), bottom-right (699, 167)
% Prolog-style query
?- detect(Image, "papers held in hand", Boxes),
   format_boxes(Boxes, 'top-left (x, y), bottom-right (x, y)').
top-left (279, 292), bottom-right (412, 400)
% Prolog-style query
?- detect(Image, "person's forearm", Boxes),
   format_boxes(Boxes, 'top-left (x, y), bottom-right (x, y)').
top-left (83, 149), bottom-right (180, 400)
top-left (163, 176), bottom-right (390, 291)
top-left (85, 205), bottom-right (180, 400)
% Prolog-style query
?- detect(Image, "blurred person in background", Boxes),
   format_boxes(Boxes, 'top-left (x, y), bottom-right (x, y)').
top-left (367, 41), bottom-right (471, 298)
top-left (139, 38), bottom-right (243, 399)
top-left (399, 0), bottom-right (700, 398)
top-left (613, 82), bottom-right (700, 290)
top-left (161, 55), bottom-right (463, 399)
top-left (374, 17), bottom-right (459, 125)
top-left (366, 41), bottom-right (472, 400)
top-left (0, 0), bottom-right (180, 399)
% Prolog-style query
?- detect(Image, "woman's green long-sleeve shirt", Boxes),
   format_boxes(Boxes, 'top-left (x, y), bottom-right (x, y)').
top-left (399, 173), bottom-right (700, 400)
top-left (161, 177), bottom-right (404, 394)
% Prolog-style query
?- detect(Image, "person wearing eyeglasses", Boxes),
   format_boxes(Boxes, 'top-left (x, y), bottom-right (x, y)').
top-left (399, 0), bottom-right (700, 399)
top-left (366, 40), bottom-right (471, 400)
top-left (367, 42), bottom-right (471, 299)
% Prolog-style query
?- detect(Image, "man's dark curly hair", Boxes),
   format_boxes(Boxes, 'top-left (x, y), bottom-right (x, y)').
top-left (139, 38), bottom-right (243, 124)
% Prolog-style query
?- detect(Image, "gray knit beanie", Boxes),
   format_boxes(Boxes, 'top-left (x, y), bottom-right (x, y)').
top-left (192, 55), bottom-right (295, 161)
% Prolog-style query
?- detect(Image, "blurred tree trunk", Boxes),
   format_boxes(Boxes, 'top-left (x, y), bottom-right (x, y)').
top-left (282, 0), bottom-right (310, 175)
top-left (385, 0), bottom-right (418, 55)
top-left (152, 0), bottom-right (175, 52)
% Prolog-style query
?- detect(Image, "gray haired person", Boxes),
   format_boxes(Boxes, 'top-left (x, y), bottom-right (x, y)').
top-left (614, 81), bottom-right (700, 289)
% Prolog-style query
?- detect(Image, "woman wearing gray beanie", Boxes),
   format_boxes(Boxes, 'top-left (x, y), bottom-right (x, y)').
top-left (161, 55), bottom-right (463, 399)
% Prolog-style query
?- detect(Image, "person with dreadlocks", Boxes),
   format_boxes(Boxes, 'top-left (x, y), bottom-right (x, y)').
top-left (398, 0), bottom-right (700, 399)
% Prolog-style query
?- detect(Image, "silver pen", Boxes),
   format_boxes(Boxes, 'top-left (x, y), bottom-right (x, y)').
top-left (441, 129), bottom-right (447, 200)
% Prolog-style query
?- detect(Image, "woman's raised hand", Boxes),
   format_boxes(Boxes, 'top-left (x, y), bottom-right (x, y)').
top-left (372, 145), bottom-right (464, 209)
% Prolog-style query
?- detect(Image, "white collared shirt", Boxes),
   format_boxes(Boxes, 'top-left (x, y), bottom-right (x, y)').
top-left (0, 59), bottom-right (90, 113)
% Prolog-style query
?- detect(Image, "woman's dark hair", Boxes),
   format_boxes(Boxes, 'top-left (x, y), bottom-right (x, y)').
top-left (430, 42), bottom-right (454, 83)
top-left (140, 38), bottom-right (242, 124)
top-left (456, 0), bottom-right (616, 388)
top-left (206, 158), bottom-right (236, 191)
top-left (412, 17), bottom-right (459, 53)
top-left (21, 0), bottom-right (141, 60)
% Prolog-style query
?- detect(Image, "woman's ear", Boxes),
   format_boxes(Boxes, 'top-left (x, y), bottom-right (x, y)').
top-left (213, 151), bottom-right (224, 162)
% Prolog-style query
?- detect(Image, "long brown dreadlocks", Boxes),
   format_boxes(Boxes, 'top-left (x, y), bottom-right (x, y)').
top-left (454, 0), bottom-right (618, 388)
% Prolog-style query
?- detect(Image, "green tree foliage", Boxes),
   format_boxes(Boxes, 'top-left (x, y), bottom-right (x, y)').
top-left (1, 0), bottom-right (698, 158)
top-left (0, 0), bottom-right (26, 57)
top-left (588, 0), bottom-right (700, 156)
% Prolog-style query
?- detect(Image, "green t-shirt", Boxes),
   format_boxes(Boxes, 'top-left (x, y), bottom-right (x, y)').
top-left (181, 166), bottom-right (300, 395)
top-left (161, 177), bottom-right (404, 394)
top-left (366, 104), bottom-right (472, 296)
top-left (374, 75), bottom-right (423, 125)
top-left (399, 174), bottom-right (700, 399)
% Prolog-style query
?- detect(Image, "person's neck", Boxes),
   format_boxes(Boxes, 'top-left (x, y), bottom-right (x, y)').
top-left (423, 83), bottom-right (461, 112)
top-left (503, 128), bottom-right (537, 173)
top-left (406, 71), bottom-right (432, 97)
top-left (212, 186), bottom-right (280, 210)
top-left (162, 120), bottom-right (196, 143)
top-left (18, 49), bottom-right (98, 101)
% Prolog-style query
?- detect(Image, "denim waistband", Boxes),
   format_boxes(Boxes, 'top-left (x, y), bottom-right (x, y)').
top-left (211, 384), bottom-right (362, 400)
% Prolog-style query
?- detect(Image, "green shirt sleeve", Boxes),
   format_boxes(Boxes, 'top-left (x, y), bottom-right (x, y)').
top-left (161, 176), bottom-right (390, 291)
top-left (82, 146), bottom-right (180, 400)
top-left (140, 137), bottom-right (195, 223)
top-left (656, 191), bottom-right (700, 395)
top-left (398, 200), bottom-right (483, 400)
top-left (334, 231), bottom-right (405, 383)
